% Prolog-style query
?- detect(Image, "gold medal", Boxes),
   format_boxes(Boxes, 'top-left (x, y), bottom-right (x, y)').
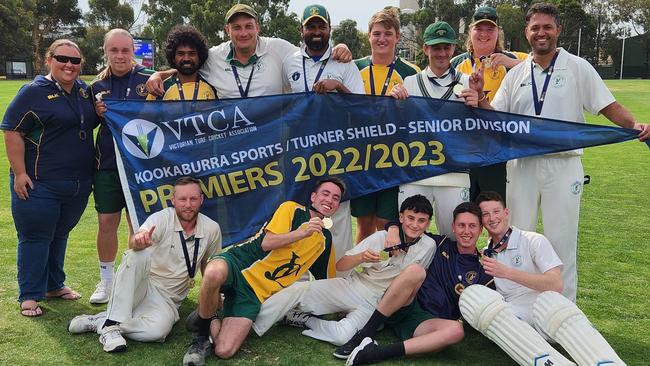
top-left (322, 217), bottom-right (333, 230)
top-left (379, 250), bottom-right (390, 261)
top-left (452, 84), bottom-right (464, 97)
top-left (188, 278), bottom-right (195, 289)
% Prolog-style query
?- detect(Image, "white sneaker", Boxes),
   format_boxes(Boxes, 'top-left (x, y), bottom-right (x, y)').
top-left (90, 281), bottom-right (112, 304)
top-left (68, 313), bottom-right (106, 334)
top-left (281, 309), bottom-right (311, 328)
top-left (99, 325), bottom-right (127, 353)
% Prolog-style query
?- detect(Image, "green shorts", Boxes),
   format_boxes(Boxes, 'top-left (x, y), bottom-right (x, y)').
top-left (93, 170), bottom-right (126, 213)
top-left (350, 187), bottom-right (398, 220)
top-left (385, 300), bottom-right (434, 341)
top-left (209, 252), bottom-right (261, 321)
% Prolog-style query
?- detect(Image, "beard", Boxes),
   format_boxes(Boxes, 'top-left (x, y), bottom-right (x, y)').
top-left (175, 61), bottom-right (199, 76)
top-left (305, 37), bottom-right (327, 53)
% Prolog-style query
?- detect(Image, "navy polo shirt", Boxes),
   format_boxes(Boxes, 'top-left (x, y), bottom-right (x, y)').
top-left (417, 238), bottom-right (494, 320)
top-left (1, 75), bottom-right (97, 180)
top-left (90, 65), bottom-right (154, 171)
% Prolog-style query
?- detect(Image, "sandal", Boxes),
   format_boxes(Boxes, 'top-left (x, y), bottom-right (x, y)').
top-left (20, 300), bottom-right (43, 317)
top-left (46, 286), bottom-right (81, 300)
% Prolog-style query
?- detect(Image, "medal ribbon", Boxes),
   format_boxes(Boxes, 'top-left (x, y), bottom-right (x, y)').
top-left (369, 57), bottom-right (396, 96)
top-left (232, 63), bottom-right (256, 98)
top-left (484, 227), bottom-right (513, 258)
top-left (178, 232), bottom-right (200, 279)
top-left (531, 50), bottom-right (560, 116)
top-left (302, 57), bottom-right (329, 92)
top-left (175, 77), bottom-right (200, 101)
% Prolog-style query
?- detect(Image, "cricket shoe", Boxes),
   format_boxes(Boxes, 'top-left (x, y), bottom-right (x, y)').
top-left (68, 312), bottom-right (107, 334)
top-left (345, 337), bottom-right (379, 366)
top-left (333, 331), bottom-right (365, 359)
top-left (281, 309), bottom-right (312, 328)
top-left (89, 281), bottom-right (112, 304)
top-left (183, 335), bottom-right (211, 366)
top-left (99, 325), bottom-right (127, 353)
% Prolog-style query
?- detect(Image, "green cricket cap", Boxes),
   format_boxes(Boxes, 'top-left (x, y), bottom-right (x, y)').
top-left (423, 21), bottom-right (457, 45)
top-left (301, 4), bottom-right (330, 26)
top-left (225, 4), bottom-right (258, 23)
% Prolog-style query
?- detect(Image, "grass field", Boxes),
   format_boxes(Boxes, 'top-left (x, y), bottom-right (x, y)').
top-left (0, 79), bottom-right (649, 365)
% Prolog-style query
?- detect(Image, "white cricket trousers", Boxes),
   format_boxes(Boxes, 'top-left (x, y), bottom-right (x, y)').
top-left (331, 201), bottom-right (353, 272)
top-left (398, 184), bottom-right (469, 240)
top-left (105, 249), bottom-right (178, 342)
top-left (506, 155), bottom-right (583, 302)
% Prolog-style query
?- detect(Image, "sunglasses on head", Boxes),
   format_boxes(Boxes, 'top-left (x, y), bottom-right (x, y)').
top-left (52, 55), bottom-right (82, 65)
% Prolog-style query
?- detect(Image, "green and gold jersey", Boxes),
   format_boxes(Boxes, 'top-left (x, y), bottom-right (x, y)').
top-left (147, 75), bottom-right (217, 101)
top-left (355, 56), bottom-right (420, 96)
top-left (451, 51), bottom-right (528, 103)
top-left (228, 201), bottom-right (335, 303)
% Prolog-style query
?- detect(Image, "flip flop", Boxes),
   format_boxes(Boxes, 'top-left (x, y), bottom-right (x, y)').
top-left (46, 287), bottom-right (81, 300)
top-left (20, 300), bottom-right (43, 317)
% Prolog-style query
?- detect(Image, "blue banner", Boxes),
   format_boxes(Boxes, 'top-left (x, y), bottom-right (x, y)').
top-left (104, 92), bottom-right (645, 246)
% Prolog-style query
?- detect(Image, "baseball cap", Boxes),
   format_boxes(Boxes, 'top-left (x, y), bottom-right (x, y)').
top-left (301, 4), bottom-right (330, 26)
top-left (225, 4), bottom-right (258, 23)
top-left (423, 21), bottom-right (457, 46)
top-left (470, 6), bottom-right (498, 27)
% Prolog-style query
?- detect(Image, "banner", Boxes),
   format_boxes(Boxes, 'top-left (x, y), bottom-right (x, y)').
top-left (104, 92), bottom-right (646, 246)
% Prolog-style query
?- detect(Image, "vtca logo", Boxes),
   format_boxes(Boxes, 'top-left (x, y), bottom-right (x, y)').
top-left (121, 119), bottom-right (165, 159)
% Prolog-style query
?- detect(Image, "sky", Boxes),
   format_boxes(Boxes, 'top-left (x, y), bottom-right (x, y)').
top-left (78, 0), bottom-right (403, 31)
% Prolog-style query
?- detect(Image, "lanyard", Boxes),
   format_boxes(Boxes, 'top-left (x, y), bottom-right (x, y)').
top-left (232, 63), bottom-right (256, 98)
top-left (109, 67), bottom-right (136, 99)
top-left (483, 227), bottom-right (513, 258)
top-left (428, 67), bottom-right (457, 87)
top-left (55, 80), bottom-right (87, 140)
top-left (302, 57), bottom-right (329, 92)
top-left (383, 226), bottom-right (422, 253)
top-left (178, 232), bottom-right (200, 279)
top-left (175, 77), bottom-right (200, 101)
top-left (369, 57), bottom-right (396, 96)
top-left (531, 50), bottom-right (560, 116)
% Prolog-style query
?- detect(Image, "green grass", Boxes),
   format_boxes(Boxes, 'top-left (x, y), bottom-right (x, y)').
top-left (0, 79), bottom-right (649, 365)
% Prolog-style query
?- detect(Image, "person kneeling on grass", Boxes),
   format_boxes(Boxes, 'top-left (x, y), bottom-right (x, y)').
top-left (183, 177), bottom-right (344, 366)
top-left (67, 176), bottom-right (221, 353)
top-left (457, 191), bottom-right (625, 366)
top-left (339, 202), bottom-right (494, 365)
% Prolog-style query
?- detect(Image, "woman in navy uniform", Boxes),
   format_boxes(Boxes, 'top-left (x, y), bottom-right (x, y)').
top-left (89, 29), bottom-right (154, 304)
top-left (2, 39), bottom-right (97, 316)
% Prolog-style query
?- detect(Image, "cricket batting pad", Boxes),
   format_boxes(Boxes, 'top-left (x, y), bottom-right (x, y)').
top-left (533, 291), bottom-right (626, 366)
top-left (460, 285), bottom-right (574, 366)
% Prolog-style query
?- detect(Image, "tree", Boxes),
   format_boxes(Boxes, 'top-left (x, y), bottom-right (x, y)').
top-left (87, 0), bottom-right (135, 29)
top-left (79, 0), bottom-right (136, 74)
top-left (496, 3), bottom-right (528, 52)
top-left (29, 0), bottom-right (83, 75)
top-left (332, 20), bottom-right (364, 58)
top-left (144, 0), bottom-right (300, 68)
top-left (0, 0), bottom-right (33, 68)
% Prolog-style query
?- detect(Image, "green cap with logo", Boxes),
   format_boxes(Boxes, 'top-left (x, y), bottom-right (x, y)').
top-left (423, 21), bottom-right (457, 45)
top-left (301, 4), bottom-right (331, 26)
top-left (225, 3), bottom-right (258, 23)
top-left (470, 6), bottom-right (498, 27)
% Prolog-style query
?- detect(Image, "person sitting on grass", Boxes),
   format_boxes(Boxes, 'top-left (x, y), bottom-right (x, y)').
top-left (68, 176), bottom-right (221, 354)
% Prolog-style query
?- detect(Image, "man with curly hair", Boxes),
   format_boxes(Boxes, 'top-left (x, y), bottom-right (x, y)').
top-left (148, 25), bottom-right (217, 101)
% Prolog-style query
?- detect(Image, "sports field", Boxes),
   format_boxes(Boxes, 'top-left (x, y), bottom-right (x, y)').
top-left (0, 79), bottom-right (648, 365)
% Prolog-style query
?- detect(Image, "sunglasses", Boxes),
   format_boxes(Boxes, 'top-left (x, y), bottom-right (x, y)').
top-left (52, 55), bottom-right (82, 65)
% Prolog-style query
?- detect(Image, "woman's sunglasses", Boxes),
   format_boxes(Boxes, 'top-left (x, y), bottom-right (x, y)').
top-left (52, 55), bottom-right (82, 65)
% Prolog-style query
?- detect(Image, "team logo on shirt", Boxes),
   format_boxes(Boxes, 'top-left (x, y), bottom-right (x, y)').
top-left (465, 271), bottom-right (477, 284)
top-left (291, 71), bottom-right (301, 81)
top-left (570, 181), bottom-right (582, 195)
top-left (136, 83), bottom-right (148, 97)
top-left (78, 88), bottom-right (89, 99)
top-left (121, 119), bottom-right (165, 159)
top-left (511, 254), bottom-right (523, 267)
top-left (47, 93), bottom-right (60, 100)
top-left (552, 74), bottom-right (566, 88)
top-left (460, 188), bottom-right (470, 201)
top-left (264, 251), bottom-right (302, 288)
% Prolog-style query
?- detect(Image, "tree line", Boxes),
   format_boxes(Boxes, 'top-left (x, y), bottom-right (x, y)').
top-left (1, 0), bottom-right (647, 76)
